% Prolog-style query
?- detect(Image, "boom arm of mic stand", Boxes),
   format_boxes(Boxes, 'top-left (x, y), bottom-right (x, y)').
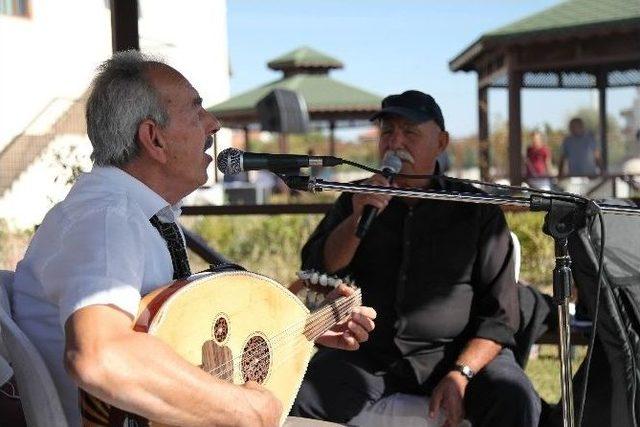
top-left (283, 175), bottom-right (640, 221)
top-left (281, 175), bottom-right (533, 209)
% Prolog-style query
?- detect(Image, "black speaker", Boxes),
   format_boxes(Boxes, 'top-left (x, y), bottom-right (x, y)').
top-left (256, 88), bottom-right (310, 133)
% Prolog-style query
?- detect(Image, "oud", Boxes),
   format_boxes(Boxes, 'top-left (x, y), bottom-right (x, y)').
top-left (80, 270), bottom-right (361, 426)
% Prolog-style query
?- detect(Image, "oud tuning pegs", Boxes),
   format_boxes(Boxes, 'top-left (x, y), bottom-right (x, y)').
top-left (327, 277), bottom-right (336, 288)
top-left (310, 271), bottom-right (319, 284)
top-left (297, 270), bottom-right (311, 281)
top-left (295, 269), bottom-right (358, 309)
top-left (319, 274), bottom-right (328, 287)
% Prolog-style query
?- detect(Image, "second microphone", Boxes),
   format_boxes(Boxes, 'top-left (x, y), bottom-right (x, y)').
top-left (355, 152), bottom-right (403, 239)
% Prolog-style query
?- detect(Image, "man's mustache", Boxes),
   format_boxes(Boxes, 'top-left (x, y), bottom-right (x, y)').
top-left (387, 149), bottom-right (414, 165)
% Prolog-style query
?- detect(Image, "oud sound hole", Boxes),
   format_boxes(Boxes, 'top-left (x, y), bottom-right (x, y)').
top-left (213, 317), bottom-right (228, 343)
top-left (241, 335), bottom-right (270, 384)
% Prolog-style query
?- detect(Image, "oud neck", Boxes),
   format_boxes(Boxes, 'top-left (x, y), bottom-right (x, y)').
top-left (303, 288), bottom-right (362, 341)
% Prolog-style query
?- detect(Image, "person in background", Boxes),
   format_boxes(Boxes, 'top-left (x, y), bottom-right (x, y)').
top-left (558, 117), bottom-right (602, 177)
top-left (525, 131), bottom-right (553, 190)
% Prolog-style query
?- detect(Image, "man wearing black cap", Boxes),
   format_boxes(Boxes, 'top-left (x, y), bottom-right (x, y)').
top-left (291, 90), bottom-right (540, 427)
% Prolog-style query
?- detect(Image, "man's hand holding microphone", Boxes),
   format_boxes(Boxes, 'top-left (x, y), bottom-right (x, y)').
top-left (354, 151), bottom-right (403, 238)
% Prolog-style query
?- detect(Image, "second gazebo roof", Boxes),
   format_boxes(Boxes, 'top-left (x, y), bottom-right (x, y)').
top-left (209, 47), bottom-right (382, 128)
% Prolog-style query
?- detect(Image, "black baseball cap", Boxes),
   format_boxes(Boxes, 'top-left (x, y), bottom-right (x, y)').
top-left (370, 90), bottom-right (445, 131)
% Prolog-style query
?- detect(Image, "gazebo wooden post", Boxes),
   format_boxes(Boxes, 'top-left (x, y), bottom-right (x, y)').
top-left (329, 120), bottom-right (336, 157)
top-left (243, 126), bottom-right (250, 152)
top-left (597, 71), bottom-right (608, 173)
top-left (507, 64), bottom-right (523, 185)
top-left (110, 0), bottom-right (139, 52)
top-left (478, 86), bottom-right (490, 181)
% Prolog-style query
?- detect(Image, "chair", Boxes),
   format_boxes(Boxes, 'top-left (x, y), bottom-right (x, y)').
top-left (0, 270), bottom-right (68, 427)
top-left (511, 231), bottom-right (521, 283)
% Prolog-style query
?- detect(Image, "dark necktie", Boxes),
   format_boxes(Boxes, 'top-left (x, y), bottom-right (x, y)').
top-left (149, 214), bottom-right (191, 279)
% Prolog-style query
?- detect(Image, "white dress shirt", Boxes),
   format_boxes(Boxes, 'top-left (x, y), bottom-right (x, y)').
top-left (12, 166), bottom-right (184, 426)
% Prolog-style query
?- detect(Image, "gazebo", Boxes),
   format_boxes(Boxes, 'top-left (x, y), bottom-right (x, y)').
top-left (449, 0), bottom-right (640, 184)
top-left (208, 46), bottom-right (382, 156)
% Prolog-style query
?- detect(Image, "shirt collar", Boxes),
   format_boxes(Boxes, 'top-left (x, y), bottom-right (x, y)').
top-left (89, 166), bottom-right (182, 221)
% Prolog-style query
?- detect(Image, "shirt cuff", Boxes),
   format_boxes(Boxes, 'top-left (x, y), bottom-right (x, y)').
top-left (474, 318), bottom-right (517, 347)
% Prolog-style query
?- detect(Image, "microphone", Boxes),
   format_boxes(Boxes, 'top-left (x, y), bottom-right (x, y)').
top-left (355, 152), bottom-right (402, 239)
top-left (216, 148), bottom-right (343, 175)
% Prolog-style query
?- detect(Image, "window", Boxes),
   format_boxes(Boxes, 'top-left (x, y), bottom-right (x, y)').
top-left (0, 0), bottom-right (30, 17)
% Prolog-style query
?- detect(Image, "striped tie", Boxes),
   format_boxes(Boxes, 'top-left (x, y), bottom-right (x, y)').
top-left (149, 215), bottom-right (192, 279)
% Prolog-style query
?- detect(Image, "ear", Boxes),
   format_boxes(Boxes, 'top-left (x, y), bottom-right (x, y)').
top-left (137, 119), bottom-right (168, 164)
top-left (437, 130), bottom-right (450, 153)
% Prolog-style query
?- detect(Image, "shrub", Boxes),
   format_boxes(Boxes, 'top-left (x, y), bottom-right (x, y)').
top-left (189, 210), bottom-right (555, 292)
top-left (191, 214), bottom-right (324, 286)
top-left (0, 219), bottom-right (34, 270)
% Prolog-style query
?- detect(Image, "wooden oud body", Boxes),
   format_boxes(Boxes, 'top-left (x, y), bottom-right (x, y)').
top-left (82, 271), bottom-right (315, 427)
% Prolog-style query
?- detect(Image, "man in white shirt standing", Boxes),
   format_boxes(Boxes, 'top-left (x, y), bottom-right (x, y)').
top-left (11, 50), bottom-right (376, 427)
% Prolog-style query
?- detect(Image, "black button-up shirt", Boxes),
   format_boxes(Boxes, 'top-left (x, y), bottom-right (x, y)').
top-left (301, 177), bottom-right (519, 391)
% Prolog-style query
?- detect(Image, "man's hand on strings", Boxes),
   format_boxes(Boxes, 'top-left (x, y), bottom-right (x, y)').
top-left (315, 284), bottom-right (376, 350)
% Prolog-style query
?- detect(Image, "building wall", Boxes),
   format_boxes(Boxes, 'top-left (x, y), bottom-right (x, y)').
top-left (0, 0), bottom-right (231, 229)
top-left (139, 0), bottom-right (230, 109)
top-left (0, 134), bottom-right (94, 230)
top-left (0, 0), bottom-right (111, 150)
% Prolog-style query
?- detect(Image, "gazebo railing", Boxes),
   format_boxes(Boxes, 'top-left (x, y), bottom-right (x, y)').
top-left (520, 173), bottom-right (640, 198)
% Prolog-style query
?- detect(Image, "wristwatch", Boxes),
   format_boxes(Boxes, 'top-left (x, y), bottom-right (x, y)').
top-left (453, 363), bottom-right (475, 380)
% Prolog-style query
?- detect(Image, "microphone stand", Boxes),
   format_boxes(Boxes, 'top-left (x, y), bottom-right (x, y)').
top-left (278, 174), bottom-right (639, 427)
top-left (529, 196), bottom-right (591, 427)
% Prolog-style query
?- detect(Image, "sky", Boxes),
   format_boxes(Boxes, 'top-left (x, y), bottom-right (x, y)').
top-left (225, 0), bottom-right (636, 139)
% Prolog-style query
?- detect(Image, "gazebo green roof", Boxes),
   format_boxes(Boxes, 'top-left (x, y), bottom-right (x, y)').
top-left (211, 74), bottom-right (380, 114)
top-left (208, 47), bottom-right (382, 128)
top-left (488, 0), bottom-right (639, 37)
top-left (448, 0), bottom-right (640, 184)
top-left (450, 0), bottom-right (640, 72)
top-left (267, 46), bottom-right (343, 71)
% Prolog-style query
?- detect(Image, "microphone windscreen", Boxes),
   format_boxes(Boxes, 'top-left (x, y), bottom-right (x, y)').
top-left (381, 152), bottom-right (402, 174)
top-left (216, 148), bottom-right (243, 175)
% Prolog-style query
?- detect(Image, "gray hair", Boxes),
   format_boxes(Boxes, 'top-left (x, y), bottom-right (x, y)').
top-left (86, 50), bottom-right (169, 166)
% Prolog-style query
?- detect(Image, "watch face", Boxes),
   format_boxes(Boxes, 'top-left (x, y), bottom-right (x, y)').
top-left (455, 364), bottom-right (474, 379)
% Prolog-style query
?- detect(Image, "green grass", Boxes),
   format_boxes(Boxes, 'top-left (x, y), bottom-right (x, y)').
top-left (526, 345), bottom-right (587, 404)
